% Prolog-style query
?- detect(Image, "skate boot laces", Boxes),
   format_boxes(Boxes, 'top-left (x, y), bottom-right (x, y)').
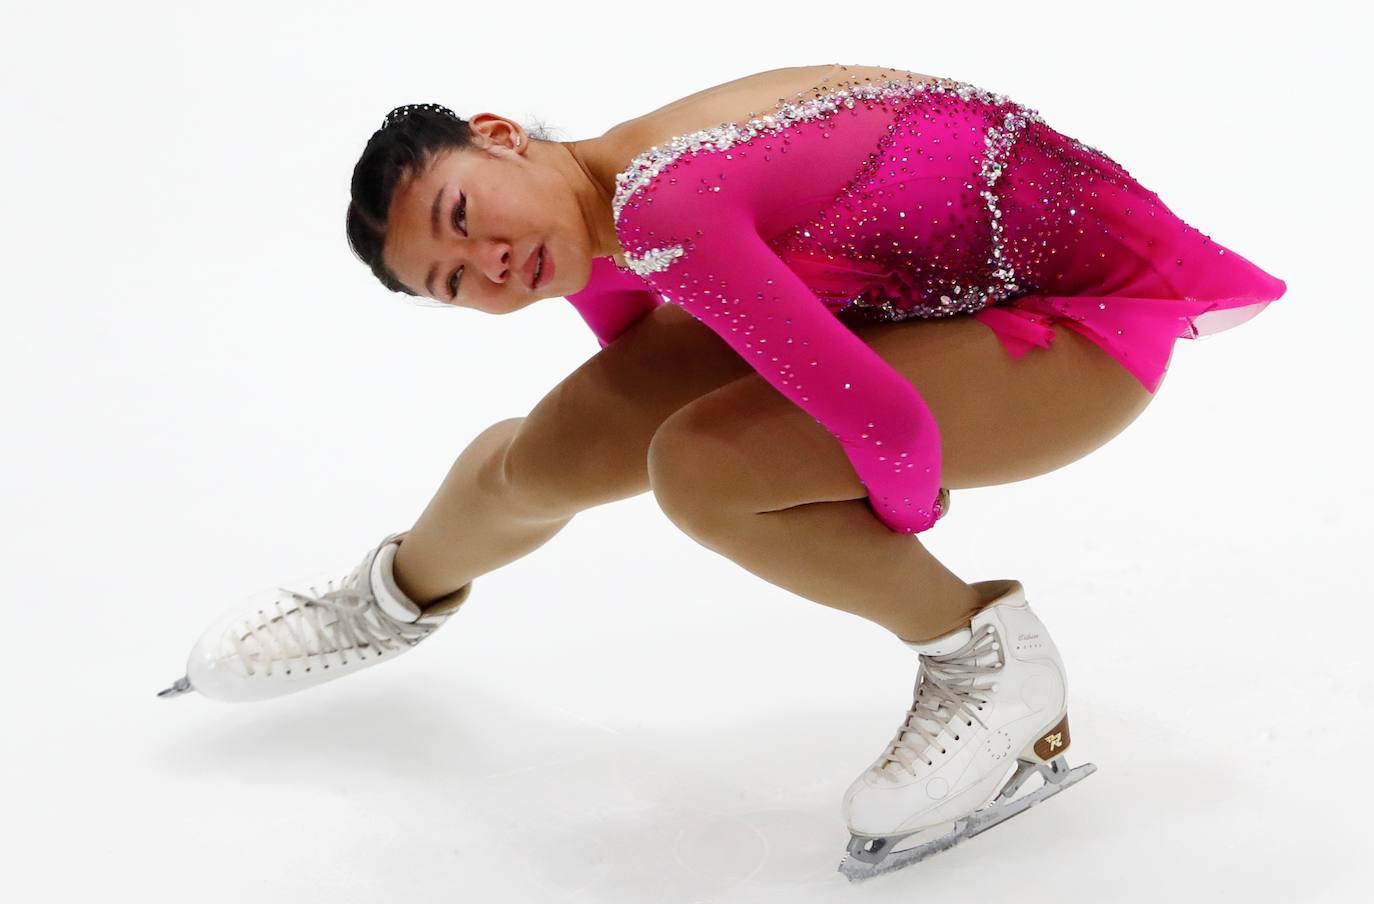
top-left (228, 579), bottom-right (434, 678)
top-left (880, 625), bottom-right (1004, 779)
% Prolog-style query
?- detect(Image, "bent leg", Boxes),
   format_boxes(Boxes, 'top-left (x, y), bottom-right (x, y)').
top-left (646, 314), bottom-right (1163, 641)
top-left (393, 303), bottom-right (754, 604)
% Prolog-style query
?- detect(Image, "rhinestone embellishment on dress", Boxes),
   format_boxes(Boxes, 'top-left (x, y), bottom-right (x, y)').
top-left (612, 76), bottom-right (1049, 309)
top-left (620, 243), bottom-right (685, 277)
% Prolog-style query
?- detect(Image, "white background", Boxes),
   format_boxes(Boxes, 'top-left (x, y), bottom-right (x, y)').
top-left (2, 1), bottom-right (1367, 901)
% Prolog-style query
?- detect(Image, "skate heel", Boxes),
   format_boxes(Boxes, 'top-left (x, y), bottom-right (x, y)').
top-left (1019, 711), bottom-right (1072, 765)
top-left (987, 712), bottom-right (1083, 805)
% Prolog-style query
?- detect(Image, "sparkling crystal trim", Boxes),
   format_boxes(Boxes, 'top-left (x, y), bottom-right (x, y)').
top-left (977, 107), bottom-right (1041, 301)
top-left (611, 77), bottom-right (1048, 308)
top-left (838, 98), bottom-right (1046, 322)
top-left (622, 243), bottom-right (686, 278)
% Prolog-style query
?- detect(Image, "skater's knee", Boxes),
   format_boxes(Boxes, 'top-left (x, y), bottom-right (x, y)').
top-left (646, 415), bottom-right (755, 538)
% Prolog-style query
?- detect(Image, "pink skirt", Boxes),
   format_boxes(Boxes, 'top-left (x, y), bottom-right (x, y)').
top-left (969, 118), bottom-right (1287, 395)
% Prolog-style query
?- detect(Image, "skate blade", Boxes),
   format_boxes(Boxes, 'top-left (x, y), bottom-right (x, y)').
top-left (837, 757), bottom-right (1097, 882)
top-left (157, 676), bottom-right (194, 699)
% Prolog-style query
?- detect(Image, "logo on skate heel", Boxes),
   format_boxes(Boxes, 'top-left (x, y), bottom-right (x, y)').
top-left (1043, 731), bottom-right (1063, 750)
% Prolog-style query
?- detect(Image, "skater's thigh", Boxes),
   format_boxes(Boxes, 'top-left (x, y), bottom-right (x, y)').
top-left (505, 303), bottom-right (756, 513)
top-left (852, 315), bottom-right (1159, 487)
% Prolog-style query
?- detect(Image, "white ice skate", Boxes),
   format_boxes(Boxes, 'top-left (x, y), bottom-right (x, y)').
top-left (157, 532), bottom-right (471, 702)
top-left (837, 579), bottom-right (1096, 881)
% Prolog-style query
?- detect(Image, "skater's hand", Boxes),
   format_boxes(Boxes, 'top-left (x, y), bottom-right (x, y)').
top-left (934, 487), bottom-right (950, 521)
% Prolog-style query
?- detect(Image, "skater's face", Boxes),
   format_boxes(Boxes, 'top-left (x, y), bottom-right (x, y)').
top-left (382, 113), bottom-right (594, 313)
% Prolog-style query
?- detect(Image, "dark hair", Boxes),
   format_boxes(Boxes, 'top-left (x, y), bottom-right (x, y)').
top-left (346, 106), bottom-right (557, 300)
top-left (346, 106), bottom-right (477, 297)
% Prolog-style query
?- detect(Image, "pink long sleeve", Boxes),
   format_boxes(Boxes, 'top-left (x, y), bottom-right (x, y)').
top-left (612, 84), bottom-right (949, 533)
top-left (645, 223), bottom-right (943, 532)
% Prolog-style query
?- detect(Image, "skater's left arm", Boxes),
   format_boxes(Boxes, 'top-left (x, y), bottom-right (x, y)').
top-left (629, 223), bottom-right (945, 534)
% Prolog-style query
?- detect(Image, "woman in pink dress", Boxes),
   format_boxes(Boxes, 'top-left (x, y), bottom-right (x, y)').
top-left (162, 65), bottom-right (1286, 878)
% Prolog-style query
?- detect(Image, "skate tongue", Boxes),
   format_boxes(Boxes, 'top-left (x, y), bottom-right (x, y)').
top-left (901, 625), bottom-right (972, 658)
top-left (369, 539), bottom-right (423, 623)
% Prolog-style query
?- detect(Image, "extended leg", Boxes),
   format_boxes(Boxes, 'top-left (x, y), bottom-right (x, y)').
top-left (165, 304), bottom-right (756, 702)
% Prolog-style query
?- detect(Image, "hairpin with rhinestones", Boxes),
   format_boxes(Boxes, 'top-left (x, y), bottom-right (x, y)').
top-left (380, 103), bottom-right (460, 129)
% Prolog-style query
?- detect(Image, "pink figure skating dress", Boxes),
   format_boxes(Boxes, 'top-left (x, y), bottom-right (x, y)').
top-left (565, 72), bottom-right (1287, 535)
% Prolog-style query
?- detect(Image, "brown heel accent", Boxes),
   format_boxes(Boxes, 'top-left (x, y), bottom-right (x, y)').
top-left (1027, 713), bottom-right (1071, 763)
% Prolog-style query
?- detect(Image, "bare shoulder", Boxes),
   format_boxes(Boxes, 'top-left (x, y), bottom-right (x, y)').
top-left (608, 63), bottom-right (941, 138)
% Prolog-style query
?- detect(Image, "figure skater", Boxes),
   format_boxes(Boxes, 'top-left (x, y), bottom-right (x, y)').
top-left (159, 64), bottom-right (1287, 879)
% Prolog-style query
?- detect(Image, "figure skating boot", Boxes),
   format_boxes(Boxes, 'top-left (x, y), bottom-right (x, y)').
top-left (837, 579), bottom-right (1096, 881)
top-left (157, 531), bottom-right (471, 702)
